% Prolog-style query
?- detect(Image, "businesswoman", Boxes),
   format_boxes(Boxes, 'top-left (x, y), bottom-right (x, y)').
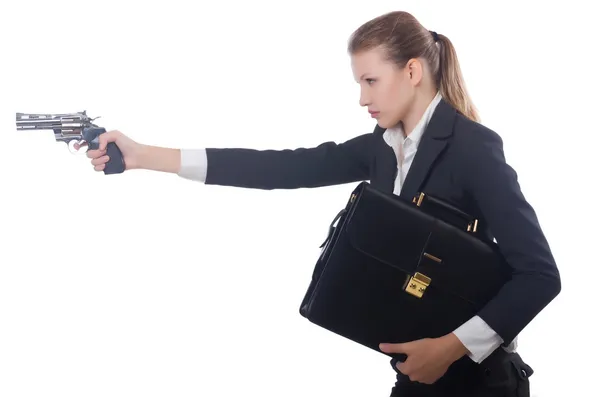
top-left (84, 10), bottom-right (560, 397)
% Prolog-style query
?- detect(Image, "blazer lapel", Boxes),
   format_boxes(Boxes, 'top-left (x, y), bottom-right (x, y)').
top-left (398, 99), bottom-right (457, 202)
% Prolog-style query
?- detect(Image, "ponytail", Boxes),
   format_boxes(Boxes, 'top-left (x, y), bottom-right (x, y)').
top-left (435, 33), bottom-right (480, 123)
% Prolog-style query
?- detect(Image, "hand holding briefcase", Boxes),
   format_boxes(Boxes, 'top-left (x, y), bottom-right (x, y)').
top-left (299, 181), bottom-right (511, 362)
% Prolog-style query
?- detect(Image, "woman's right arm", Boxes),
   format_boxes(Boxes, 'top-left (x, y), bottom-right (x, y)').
top-left (87, 130), bottom-right (375, 190)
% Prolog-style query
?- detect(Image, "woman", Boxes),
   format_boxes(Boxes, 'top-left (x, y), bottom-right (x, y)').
top-left (86, 10), bottom-right (560, 397)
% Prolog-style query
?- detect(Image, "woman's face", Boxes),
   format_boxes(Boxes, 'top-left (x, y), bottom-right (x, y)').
top-left (351, 46), bottom-right (416, 129)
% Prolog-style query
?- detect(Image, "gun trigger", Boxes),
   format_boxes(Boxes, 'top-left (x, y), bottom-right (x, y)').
top-left (68, 139), bottom-right (88, 155)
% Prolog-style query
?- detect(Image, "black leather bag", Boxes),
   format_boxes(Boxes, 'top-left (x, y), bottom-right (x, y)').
top-left (299, 181), bottom-right (511, 362)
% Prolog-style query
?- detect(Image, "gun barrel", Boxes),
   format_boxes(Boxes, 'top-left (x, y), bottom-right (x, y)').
top-left (16, 112), bottom-right (90, 130)
top-left (16, 112), bottom-right (87, 120)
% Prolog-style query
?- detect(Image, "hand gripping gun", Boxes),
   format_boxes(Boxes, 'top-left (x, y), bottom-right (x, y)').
top-left (15, 111), bottom-right (125, 174)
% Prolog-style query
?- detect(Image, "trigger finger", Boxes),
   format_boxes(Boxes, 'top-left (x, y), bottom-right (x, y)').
top-left (91, 155), bottom-right (110, 166)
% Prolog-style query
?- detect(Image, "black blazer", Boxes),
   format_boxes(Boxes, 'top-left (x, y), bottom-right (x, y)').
top-left (203, 98), bottom-right (561, 347)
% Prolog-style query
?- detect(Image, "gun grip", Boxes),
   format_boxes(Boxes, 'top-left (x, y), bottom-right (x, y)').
top-left (84, 127), bottom-right (126, 175)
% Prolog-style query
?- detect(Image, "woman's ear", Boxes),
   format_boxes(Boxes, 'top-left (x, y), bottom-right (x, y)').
top-left (406, 58), bottom-right (424, 86)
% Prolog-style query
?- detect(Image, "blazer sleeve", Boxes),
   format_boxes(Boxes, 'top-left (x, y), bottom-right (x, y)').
top-left (460, 127), bottom-right (561, 346)
top-left (203, 133), bottom-right (374, 189)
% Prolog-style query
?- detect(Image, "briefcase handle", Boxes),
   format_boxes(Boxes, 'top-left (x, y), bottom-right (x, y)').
top-left (319, 207), bottom-right (346, 248)
top-left (412, 192), bottom-right (479, 233)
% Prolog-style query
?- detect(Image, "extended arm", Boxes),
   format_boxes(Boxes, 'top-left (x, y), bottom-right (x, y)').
top-left (86, 129), bottom-right (375, 188)
top-left (202, 134), bottom-right (374, 189)
top-left (175, 133), bottom-right (375, 189)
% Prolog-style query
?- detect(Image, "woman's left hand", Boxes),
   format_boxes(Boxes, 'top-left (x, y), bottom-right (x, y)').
top-left (379, 333), bottom-right (469, 384)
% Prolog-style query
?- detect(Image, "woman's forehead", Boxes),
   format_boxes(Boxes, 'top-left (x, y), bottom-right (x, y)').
top-left (351, 48), bottom-right (394, 80)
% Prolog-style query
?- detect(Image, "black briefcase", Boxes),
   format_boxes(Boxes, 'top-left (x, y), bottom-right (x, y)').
top-left (299, 181), bottom-right (511, 362)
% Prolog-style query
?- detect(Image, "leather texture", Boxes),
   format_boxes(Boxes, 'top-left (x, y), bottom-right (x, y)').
top-left (299, 181), bottom-right (512, 362)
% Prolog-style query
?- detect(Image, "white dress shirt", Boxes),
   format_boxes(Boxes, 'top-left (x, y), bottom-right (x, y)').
top-left (177, 92), bottom-right (517, 363)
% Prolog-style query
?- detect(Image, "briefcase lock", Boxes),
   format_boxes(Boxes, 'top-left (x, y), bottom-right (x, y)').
top-left (405, 272), bottom-right (431, 298)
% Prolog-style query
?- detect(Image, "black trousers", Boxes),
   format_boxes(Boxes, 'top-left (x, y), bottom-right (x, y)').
top-left (389, 348), bottom-right (533, 397)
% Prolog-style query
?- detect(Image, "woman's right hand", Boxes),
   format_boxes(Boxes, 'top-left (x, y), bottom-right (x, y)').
top-left (84, 130), bottom-right (143, 172)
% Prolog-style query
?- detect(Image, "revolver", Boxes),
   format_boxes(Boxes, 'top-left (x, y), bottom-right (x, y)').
top-left (15, 110), bottom-right (125, 174)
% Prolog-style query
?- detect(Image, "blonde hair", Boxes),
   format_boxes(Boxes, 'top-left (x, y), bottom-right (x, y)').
top-left (348, 11), bottom-right (480, 123)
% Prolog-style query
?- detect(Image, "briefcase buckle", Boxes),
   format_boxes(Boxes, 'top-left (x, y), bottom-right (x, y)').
top-left (404, 272), bottom-right (431, 298)
top-left (467, 219), bottom-right (479, 233)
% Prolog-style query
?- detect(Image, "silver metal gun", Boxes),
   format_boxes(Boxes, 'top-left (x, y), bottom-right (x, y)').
top-left (16, 110), bottom-right (125, 174)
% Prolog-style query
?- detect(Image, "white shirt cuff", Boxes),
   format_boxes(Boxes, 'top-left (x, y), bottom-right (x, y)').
top-left (177, 148), bottom-right (207, 182)
top-left (452, 315), bottom-right (504, 363)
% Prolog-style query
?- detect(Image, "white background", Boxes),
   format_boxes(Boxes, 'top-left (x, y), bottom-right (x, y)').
top-left (1, 1), bottom-right (598, 396)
